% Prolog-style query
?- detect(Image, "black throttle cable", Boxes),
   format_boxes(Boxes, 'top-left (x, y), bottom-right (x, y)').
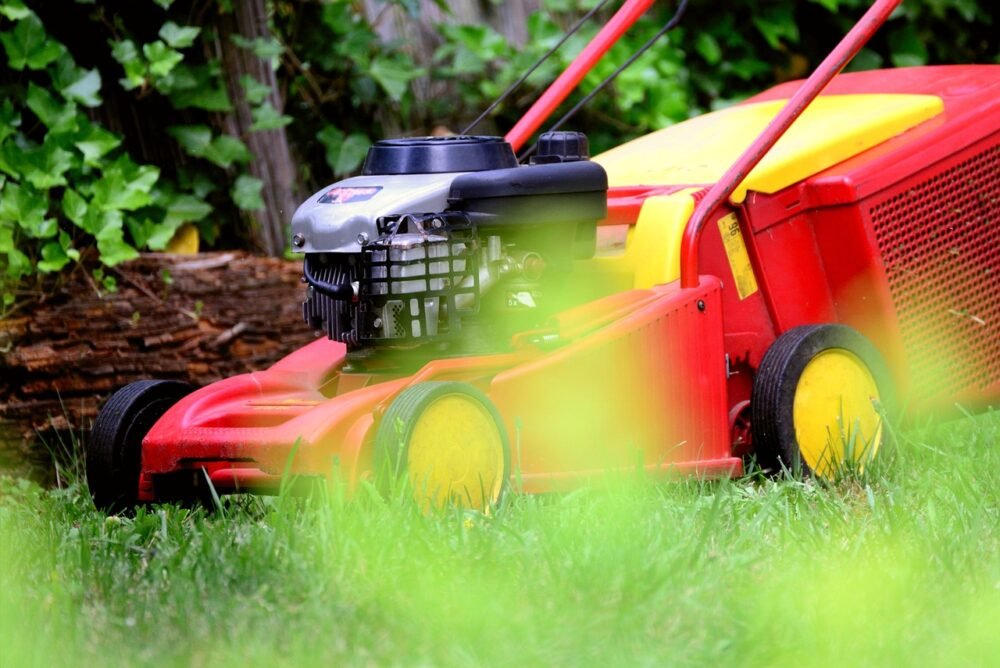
top-left (462, 0), bottom-right (614, 135)
top-left (519, 0), bottom-right (690, 162)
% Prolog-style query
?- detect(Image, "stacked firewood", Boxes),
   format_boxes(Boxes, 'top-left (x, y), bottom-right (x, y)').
top-left (0, 253), bottom-right (316, 477)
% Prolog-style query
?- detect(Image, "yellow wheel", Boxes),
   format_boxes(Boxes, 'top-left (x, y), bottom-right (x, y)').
top-left (374, 381), bottom-right (510, 512)
top-left (751, 325), bottom-right (893, 477)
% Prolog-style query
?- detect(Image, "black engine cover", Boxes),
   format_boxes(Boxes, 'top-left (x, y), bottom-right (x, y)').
top-left (448, 160), bottom-right (608, 267)
top-left (362, 135), bottom-right (518, 175)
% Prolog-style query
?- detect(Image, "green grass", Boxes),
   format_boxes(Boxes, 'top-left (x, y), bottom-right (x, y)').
top-left (2, 411), bottom-right (999, 667)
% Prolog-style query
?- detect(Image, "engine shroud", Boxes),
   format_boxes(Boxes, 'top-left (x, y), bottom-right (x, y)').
top-left (304, 213), bottom-right (480, 346)
top-left (293, 135), bottom-right (607, 354)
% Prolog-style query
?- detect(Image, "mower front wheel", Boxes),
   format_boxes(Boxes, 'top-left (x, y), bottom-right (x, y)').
top-left (86, 380), bottom-right (194, 513)
top-left (751, 324), bottom-right (892, 478)
top-left (374, 381), bottom-right (511, 513)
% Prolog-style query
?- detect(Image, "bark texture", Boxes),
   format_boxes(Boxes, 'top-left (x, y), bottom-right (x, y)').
top-left (216, 0), bottom-right (302, 256)
top-left (0, 253), bottom-right (314, 477)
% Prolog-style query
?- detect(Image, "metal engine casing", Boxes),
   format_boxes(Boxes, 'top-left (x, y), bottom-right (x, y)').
top-left (290, 136), bottom-right (607, 351)
top-left (290, 172), bottom-right (465, 255)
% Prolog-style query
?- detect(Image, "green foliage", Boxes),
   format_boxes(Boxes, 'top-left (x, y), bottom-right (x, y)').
top-left (0, 6), bottom-right (199, 307)
top-left (231, 174), bottom-right (264, 211)
top-left (272, 0), bottom-right (432, 181)
top-left (0, 2), bottom-right (277, 310)
top-left (168, 125), bottom-right (251, 169)
top-left (0, 0), bottom-right (995, 313)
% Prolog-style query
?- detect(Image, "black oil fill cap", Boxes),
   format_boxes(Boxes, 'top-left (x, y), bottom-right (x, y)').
top-left (531, 131), bottom-right (590, 164)
top-left (362, 135), bottom-right (519, 175)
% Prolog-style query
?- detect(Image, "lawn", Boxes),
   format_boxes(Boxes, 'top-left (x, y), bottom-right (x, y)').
top-left (1, 410), bottom-right (998, 667)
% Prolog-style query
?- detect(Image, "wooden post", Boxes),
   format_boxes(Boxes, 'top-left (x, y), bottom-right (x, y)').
top-left (215, 0), bottom-right (301, 256)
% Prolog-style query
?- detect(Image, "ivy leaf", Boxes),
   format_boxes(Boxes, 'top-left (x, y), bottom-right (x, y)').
top-left (752, 5), bottom-right (799, 50)
top-left (62, 189), bottom-right (88, 227)
top-left (695, 33), bottom-right (722, 66)
top-left (158, 21), bottom-right (200, 49)
top-left (0, 0), bottom-right (30, 21)
top-left (177, 168), bottom-right (217, 199)
top-left (92, 210), bottom-right (139, 266)
top-left (808, 0), bottom-right (842, 10)
top-left (167, 124), bottom-right (211, 154)
top-left (62, 68), bottom-right (103, 108)
top-left (250, 101), bottom-right (291, 131)
top-left (336, 133), bottom-right (370, 176)
top-left (5, 247), bottom-right (31, 279)
top-left (168, 125), bottom-right (250, 168)
top-left (369, 56), bottom-right (421, 102)
top-left (0, 99), bottom-right (21, 144)
top-left (0, 219), bottom-right (13, 253)
top-left (74, 122), bottom-right (122, 167)
top-left (1, 133), bottom-right (77, 190)
top-left (240, 75), bottom-right (271, 105)
top-left (317, 126), bottom-right (344, 173)
top-left (92, 158), bottom-right (160, 211)
top-left (126, 196), bottom-right (209, 251)
top-left (231, 174), bottom-right (264, 211)
top-left (61, 230), bottom-right (80, 261)
top-left (110, 40), bottom-right (147, 90)
top-left (143, 40), bottom-right (183, 77)
top-left (161, 194), bottom-right (212, 228)
top-left (0, 14), bottom-right (64, 70)
top-left (204, 136), bottom-right (251, 168)
top-left (167, 84), bottom-right (232, 112)
top-left (231, 35), bottom-right (283, 60)
top-left (124, 217), bottom-right (155, 250)
top-left (143, 219), bottom-right (184, 250)
top-left (0, 182), bottom-right (56, 238)
top-left (37, 240), bottom-right (71, 273)
top-left (17, 141), bottom-right (75, 190)
top-left (26, 82), bottom-right (78, 134)
top-left (152, 0), bottom-right (175, 8)
top-left (160, 63), bottom-right (232, 111)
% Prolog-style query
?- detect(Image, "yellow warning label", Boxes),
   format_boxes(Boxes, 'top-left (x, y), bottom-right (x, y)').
top-left (717, 213), bottom-right (759, 300)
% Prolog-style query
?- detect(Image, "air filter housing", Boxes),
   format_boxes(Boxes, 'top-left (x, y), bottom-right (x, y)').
top-left (362, 136), bottom-right (518, 175)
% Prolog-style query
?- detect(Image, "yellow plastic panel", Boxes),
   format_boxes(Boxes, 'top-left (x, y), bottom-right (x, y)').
top-left (165, 223), bottom-right (200, 254)
top-left (626, 190), bottom-right (698, 289)
top-left (574, 189), bottom-right (698, 292)
top-left (593, 94), bottom-right (943, 202)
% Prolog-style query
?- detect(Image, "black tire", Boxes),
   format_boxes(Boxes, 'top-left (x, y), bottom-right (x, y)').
top-left (86, 380), bottom-right (194, 512)
top-left (373, 381), bottom-right (511, 511)
top-left (751, 324), bottom-right (893, 476)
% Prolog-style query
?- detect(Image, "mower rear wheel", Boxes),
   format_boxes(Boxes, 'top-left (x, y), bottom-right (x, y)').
top-left (374, 381), bottom-right (510, 513)
top-left (751, 324), bottom-right (892, 477)
top-left (86, 380), bottom-right (194, 513)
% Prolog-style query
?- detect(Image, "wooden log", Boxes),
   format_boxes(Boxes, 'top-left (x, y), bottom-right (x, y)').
top-left (0, 253), bottom-right (316, 478)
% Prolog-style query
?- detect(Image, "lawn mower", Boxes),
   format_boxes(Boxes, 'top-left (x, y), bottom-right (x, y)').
top-left (86, 0), bottom-right (1000, 512)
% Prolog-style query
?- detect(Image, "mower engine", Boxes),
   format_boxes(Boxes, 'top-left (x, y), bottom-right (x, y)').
top-left (291, 134), bottom-right (607, 355)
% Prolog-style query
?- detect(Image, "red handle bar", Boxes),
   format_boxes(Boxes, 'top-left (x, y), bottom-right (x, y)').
top-left (504, 0), bottom-right (656, 152)
top-left (678, 0), bottom-right (902, 287)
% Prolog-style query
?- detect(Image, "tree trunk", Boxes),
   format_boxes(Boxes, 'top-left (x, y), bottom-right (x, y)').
top-left (0, 253), bottom-right (315, 479)
top-left (215, 0), bottom-right (301, 256)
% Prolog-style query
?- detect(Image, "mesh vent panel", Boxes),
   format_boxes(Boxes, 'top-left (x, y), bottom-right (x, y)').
top-left (871, 142), bottom-right (1000, 398)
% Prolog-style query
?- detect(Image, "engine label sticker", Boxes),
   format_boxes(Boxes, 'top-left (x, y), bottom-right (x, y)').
top-left (717, 213), bottom-right (759, 300)
top-left (318, 186), bottom-right (382, 204)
